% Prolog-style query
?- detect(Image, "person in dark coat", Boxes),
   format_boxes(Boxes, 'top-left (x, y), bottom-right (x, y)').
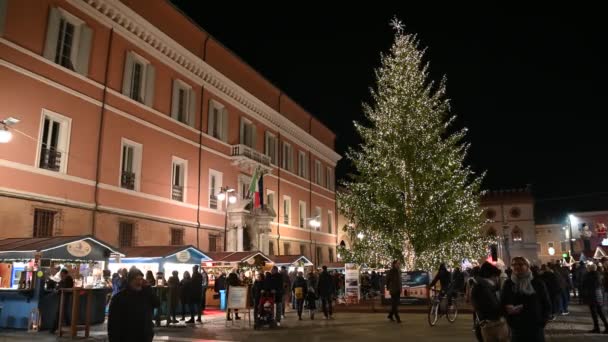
top-left (179, 271), bottom-right (191, 321)
top-left (452, 267), bottom-right (465, 295)
top-left (108, 268), bottom-right (159, 342)
top-left (582, 263), bottom-right (608, 334)
top-left (430, 263), bottom-right (453, 304)
top-left (280, 266), bottom-right (290, 317)
top-left (167, 271), bottom-right (180, 325)
top-left (539, 264), bottom-right (562, 317)
top-left (252, 273), bottom-right (264, 319)
top-left (501, 257), bottom-right (552, 342)
top-left (189, 265), bottom-right (203, 323)
top-left (317, 265), bottom-right (335, 320)
top-left (385, 260), bottom-right (402, 323)
top-left (575, 261), bottom-right (587, 304)
top-left (214, 272), bottom-right (226, 293)
top-left (471, 262), bottom-right (507, 342)
top-left (270, 266), bottom-right (284, 325)
top-left (49, 269), bottom-right (74, 334)
top-left (145, 270), bottom-right (156, 286)
top-left (226, 270), bottom-right (241, 321)
top-left (292, 272), bottom-right (308, 320)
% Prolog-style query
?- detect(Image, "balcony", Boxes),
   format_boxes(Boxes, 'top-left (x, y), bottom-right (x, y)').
top-left (121, 171), bottom-right (136, 190)
top-left (172, 185), bottom-right (184, 201)
top-left (231, 144), bottom-right (273, 173)
top-left (39, 147), bottom-right (62, 172)
top-left (209, 195), bottom-right (218, 209)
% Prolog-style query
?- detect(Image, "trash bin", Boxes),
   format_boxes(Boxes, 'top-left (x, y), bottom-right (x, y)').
top-left (220, 290), bottom-right (226, 310)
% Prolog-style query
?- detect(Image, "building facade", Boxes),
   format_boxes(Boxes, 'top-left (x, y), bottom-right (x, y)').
top-left (481, 187), bottom-right (539, 265)
top-left (0, 0), bottom-right (340, 265)
top-left (535, 223), bottom-right (569, 264)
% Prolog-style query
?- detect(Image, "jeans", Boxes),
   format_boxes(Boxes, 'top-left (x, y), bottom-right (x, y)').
top-left (275, 299), bottom-right (283, 322)
top-left (321, 296), bottom-right (333, 317)
top-left (296, 299), bottom-right (304, 318)
top-left (189, 302), bottom-right (201, 320)
top-left (388, 293), bottom-right (400, 321)
top-left (510, 328), bottom-right (545, 342)
top-left (589, 303), bottom-right (608, 329)
top-left (561, 289), bottom-right (569, 313)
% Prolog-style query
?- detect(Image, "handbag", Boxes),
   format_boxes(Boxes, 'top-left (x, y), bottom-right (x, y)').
top-left (480, 318), bottom-right (509, 342)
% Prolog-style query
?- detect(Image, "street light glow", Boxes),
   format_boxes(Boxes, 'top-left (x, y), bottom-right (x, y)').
top-left (357, 232), bottom-right (364, 239)
top-left (228, 195), bottom-right (237, 204)
top-left (217, 192), bottom-right (225, 201)
top-left (0, 127), bottom-right (12, 143)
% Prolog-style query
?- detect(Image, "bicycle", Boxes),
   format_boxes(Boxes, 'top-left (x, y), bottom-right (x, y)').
top-left (427, 288), bottom-right (458, 326)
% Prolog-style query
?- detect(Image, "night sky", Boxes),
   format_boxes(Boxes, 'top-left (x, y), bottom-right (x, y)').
top-left (169, 4), bottom-right (606, 221)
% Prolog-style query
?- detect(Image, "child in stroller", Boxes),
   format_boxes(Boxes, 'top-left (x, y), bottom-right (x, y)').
top-left (254, 290), bottom-right (277, 329)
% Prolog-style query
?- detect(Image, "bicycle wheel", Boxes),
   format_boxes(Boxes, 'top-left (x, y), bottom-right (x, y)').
top-left (427, 302), bottom-right (440, 326)
top-left (446, 302), bottom-right (458, 323)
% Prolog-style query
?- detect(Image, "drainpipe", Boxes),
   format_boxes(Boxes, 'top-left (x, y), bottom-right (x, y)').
top-left (309, 116), bottom-right (313, 265)
top-left (276, 92), bottom-right (282, 255)
top-left (91, 28), bottom-right (114, 237)
top-left (197, 35), bottom-right (211, 249)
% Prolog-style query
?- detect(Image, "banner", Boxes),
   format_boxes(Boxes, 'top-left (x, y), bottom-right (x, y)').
top-left (344, 263), bottom-right (360, 304)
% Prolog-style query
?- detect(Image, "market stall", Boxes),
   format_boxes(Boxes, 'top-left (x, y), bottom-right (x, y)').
top-left (0, 235), bottom-right (122, 330)
top-left (270, 255), bottom-right (313, 273)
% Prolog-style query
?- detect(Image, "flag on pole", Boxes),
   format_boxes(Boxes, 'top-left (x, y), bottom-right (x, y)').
top-left (248, 167), bottom-right (263, 208)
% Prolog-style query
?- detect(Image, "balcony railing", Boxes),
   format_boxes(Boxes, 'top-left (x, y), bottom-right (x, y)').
top-left (284, 215), bottom-right (289, 225)
top-left (231, 144), bottom-right (271, 167)
top-left (209, 195), bottom-right (218, 209)
top-left (172, 185), bottom-right (184, 201)
top-left (39, 147), bottom-right (62, 172)
top-left (121, 171), bottom-right (136, 190)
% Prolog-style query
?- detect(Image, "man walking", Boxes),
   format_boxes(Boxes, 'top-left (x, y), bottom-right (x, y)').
top-left (385, 260), bottom-right (402, 323)
top-left (317, 266), bottom-right (335, 319)
top-left (270, 266), bottom-right (284, 326)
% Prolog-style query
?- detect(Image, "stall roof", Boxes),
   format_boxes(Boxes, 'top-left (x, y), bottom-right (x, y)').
top-left (0, 235), bottom-right (123, 260)
top-left (325, 262), bottom-right (346, 269)
top-left (271, 255), bottom-right (313, 266)
top-left (206, 251), bottom-right (272, 263)
top-left (120, 245), bottom-right (211, 261)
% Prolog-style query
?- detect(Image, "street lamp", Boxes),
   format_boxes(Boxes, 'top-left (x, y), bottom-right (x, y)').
top-left (218, 187), bottom-right (237, 252)
top-left (308, 217), bottom-right (321, 265)
top-left (0, 117), bottom-right (20, 143)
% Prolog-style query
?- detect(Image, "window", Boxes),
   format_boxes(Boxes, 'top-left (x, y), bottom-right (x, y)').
top-left (512, 226), bottom-right (523, 242)
top-left (266, 190), bottom-right (274, 211)
top-left (314, 160), bottom-right (322, 185)
top-left (298, 151), bottom-right (307, 178)
top-left (300, 244), bottom-right (306, 256)
top-left (118, 221), bottom-right (134, 248)
top-left (486, 227), bottom-right (497, 237)
top-left (282, 142), bottom-right (293, 171)
top-left (208, 170), bottom-right (222, 210)
top-left (38, 110), bottom-right (71, 173)
top-left (265, 132), bottom-right (278, 165)
top-left (314, 207), bottom-right (322, 230)
top-left (283, 196), bottom-right (291, 225)
top-left (547, 242), bottom-right (554, 252)
top-left (269, 241), bottom-right (275, 256)
top-left (561, 241), bottom-right (568, 253)
top-left (299, 201), bottom-right (307, 228)
top-left (240, 117), bottom-right (256, 148)
top-left (283, 243), bottom-right (290, 256)
top-left (171, 80), bottom-right (195, 126)
top-left (43, 7), bottom-right (92, 75)
top-left (316, 246), bottom-right (322, 264)
top-left (328, 211), bottom-right (334, 234)
top-left (326, 167), bottom-right (333, 190)
top-left (122, 51), bottom-right (155, 106)
top-left (208, 235), bottom-right (218, 252)
top-left (171, 228), bottom-right (184, 245)
top-left (328, 248), bottom-right (334, 263)
top-left (208, 100), bottom-right (228, 142)
top-left (171, 157), bottom-right (187, 202)
top-left (120, 138), bottom-right (142, 191)
top-left (0, 0), bottom-right (8, 36)
top-left (238, 175), bottom-right (251, 200)
top-left (33, 209), bottom-right (56, 237)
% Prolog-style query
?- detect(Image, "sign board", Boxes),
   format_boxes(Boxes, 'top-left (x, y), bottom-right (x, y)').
top-left (227, 286), bottom-right (249, 310)
top-left (176, 250), bottom-right (191, 263)
top-left (344, 263), bottom-right (360, 304)
top-left (66, 240), bottom-right (92, 257)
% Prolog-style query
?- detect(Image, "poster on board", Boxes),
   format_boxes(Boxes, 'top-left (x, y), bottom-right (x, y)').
top-left (344, 263), bottom-right (360, 304)
top-left (227, 286), bottom-right (249, 310)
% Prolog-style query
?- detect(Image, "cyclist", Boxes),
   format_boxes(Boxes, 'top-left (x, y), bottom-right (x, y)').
top-left (428, 263), bottom-right (454, 307)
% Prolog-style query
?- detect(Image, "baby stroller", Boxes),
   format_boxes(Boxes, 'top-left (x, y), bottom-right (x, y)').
top-left (254, 290), bottom-right (277, 329)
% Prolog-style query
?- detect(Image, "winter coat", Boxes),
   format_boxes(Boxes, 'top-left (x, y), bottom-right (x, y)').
top-left (430, 269), bottom-right (451, 290)
top-left (108, 285), bottom-right (159, 342)
top-left (179, 278), bottom-right (191, 304)
top-left (190, 271), bottom-right (203, 302)
top-left (252, 280), bottom-right (264, 305)
top-left (317, 270), bottom-right (335, 298)
top-left (539, 271), bottom-right (561, 298)
top-left (452, 270), bottom-right (465, 292)
top-left (471, 277), bottom-right (502, 321)
top-left (201, 271), bottom-right (209, 287)
top-left (500, 277), bottom-right (552, 332)
top-left (281, 270), bottom-right (291, 293)
top-left (270, 272), bottom-right (284, 299)
top-left (385, 267), bottom-right (402, 295)
top-left (292, 276), bottom-right (307, 297)
top-left (167, 275), bottom-right (180, 303)
top-left (582, 271), bottom-right (603, 305)
top-left (214, 275), bottom-right (226, 293)
top-left (307, 275), bottom-right (318, 295)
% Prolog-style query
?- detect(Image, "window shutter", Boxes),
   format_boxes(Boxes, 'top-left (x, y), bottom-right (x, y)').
top-left (221, 108), bottom-right (228, 142)
top-left (144, 63), bottom-right (155, 107)
top-left (122, 52), bottom-right (134, 96)
top-left (0, 0), bottom-right (8, 36)
top-left (171, 80), bottom-right (179, 119)
top-left (207, 101), bottom-right (215, 135)
top-left (239, 118), bottom-right (245, 145)
top-left (75, 24), bottom-right (92, 75)
top-left (43, 7), bottom-right (61, 61)
top-left (188, 88), bottom-right (196, 126)
top-left (251, 124), bottom-right (257, 149)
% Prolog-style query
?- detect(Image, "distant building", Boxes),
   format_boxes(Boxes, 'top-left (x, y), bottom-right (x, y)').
top-left (535, 224), bottom-right (569, 264)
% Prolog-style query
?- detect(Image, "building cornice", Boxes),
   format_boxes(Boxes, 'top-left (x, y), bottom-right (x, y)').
top-left (70, 0), bottom-right (341, 165)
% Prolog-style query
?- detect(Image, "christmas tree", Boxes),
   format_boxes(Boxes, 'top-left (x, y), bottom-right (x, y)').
top-left (338, 19), bottom-right (489, 270)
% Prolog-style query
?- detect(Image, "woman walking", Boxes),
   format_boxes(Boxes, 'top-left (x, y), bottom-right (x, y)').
top-left (582, 263), bottom-right (608, 334)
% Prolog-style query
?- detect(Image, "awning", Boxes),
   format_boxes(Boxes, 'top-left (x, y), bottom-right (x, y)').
top-left (270, 255), bottom-right (313, 267)
top-left (117, 245), bottom-right (211, 264)
top-left (205, 251), bottom-right (272, 265)
top-left (325, 262), bottom-right (346, 269)
top-left (0, 235), bottom-right (123, 261)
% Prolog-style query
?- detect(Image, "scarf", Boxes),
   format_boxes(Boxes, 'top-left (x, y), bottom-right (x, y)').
top-left (510, 271), bottom-right (535, 295)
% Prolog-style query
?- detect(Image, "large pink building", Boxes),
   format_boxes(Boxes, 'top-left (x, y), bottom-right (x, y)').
top-left (0, 0), bottom-right (341, 265)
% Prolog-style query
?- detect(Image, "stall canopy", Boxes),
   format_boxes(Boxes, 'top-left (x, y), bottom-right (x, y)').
top-left (119, 245), bottom-right (211, 263)
top-left (325, 262), bottom-right (346, 270)
top-left (205, 251), bottom-right (272, 266)
top-left (0, 235), bottom-right (123, 261)
top-left (271, 255), bottom-right (313, 267)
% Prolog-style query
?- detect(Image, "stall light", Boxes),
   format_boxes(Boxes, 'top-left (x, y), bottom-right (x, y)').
top-left (205, 262), bottom-right (213, 267)
top-left (548, 247), bottom-right (555, 256)
top-left (228, 194), bottom-right (237, 204)
top-left (0, 126), bottom-right (12, 143)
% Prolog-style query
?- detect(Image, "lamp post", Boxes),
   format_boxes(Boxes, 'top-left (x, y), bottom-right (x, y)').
top-left (217, 186), bottom-right (237, 252)
top-left (309, 216), bottom-right (320, 265)
top-left (0, 117), bottom-right (20, 143)
top-left (568, 214), bottom-right (576, 258)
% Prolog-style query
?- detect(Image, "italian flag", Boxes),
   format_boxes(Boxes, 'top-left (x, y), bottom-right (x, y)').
top-left (248, 167), bottom-right (264, 208)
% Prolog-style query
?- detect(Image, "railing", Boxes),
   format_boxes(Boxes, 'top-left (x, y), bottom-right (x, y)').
top-left (172, 185), bottom-right (183, 201)
top-left (284, 215), bottom-right (289, 225)
top-left (299, 218), bottom-right (305, 228)
top-left (209, 195), bottom-right (218, 209)
top-left (39, 147), bottom-right (62, 172)
top-left (231, 144), bottom-right (271, 167)
top-left (121, 171), bottom-right (136, 190)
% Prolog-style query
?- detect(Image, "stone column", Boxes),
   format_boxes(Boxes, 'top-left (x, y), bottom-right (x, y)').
top-left (237, 226), bottom-right (244, 252)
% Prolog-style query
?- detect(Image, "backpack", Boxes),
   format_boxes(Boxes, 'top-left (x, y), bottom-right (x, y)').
top-left (295, 287), bottom-right (304, 299)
